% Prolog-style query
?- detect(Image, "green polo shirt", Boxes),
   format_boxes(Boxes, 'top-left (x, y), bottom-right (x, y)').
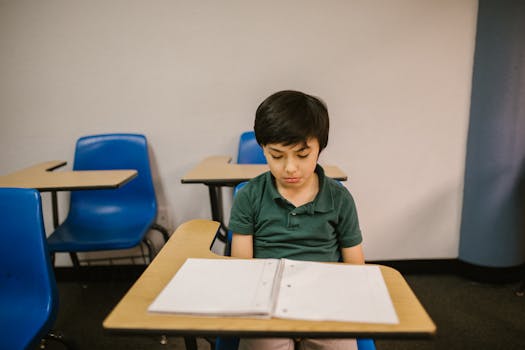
top-left (228, 165), bottom-right (362, 262)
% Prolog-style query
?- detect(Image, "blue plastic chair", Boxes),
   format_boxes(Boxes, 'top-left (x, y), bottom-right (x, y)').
top-left (237, 131), bottom-right (266, 164)
top-left (0, 188), bottom-right (67, 349)
top-left (217, 182), bottom-right (376, 350)
top-left (47, 133), bottom-right (169, 266)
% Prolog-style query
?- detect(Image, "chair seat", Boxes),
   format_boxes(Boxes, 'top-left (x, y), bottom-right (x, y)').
top-left (48, 196), bottom-right (156, 252)
top-left (47, 218), bottom-right (153, 252)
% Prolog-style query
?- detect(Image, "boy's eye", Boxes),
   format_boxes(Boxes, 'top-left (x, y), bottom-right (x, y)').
top-left (270, 154), bottom-right (283, 159)
top-left (297, 153), bottom-right (309, 159)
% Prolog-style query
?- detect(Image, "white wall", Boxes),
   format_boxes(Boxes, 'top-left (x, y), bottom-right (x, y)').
top-left (0, 0), bottom-right (478, 264)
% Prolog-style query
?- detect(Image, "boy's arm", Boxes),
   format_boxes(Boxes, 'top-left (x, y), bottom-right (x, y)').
top-left (231, 233), bottom-right (254, 258)
top-left (341, 243), bottom-right (365, 264)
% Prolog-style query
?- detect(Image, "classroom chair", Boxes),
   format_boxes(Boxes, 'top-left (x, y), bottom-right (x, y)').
top-left (0, 188), bottom-right (69, 349)
top-left (237, 130), bottom-right (266, 164)
top-left (216, 182), bottom-right (376, 350)
top-left (47, 133), bottom-right (169, 266)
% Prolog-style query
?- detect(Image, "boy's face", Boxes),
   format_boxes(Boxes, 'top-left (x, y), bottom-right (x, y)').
top-left (263, 138), bottom-right (320, 191)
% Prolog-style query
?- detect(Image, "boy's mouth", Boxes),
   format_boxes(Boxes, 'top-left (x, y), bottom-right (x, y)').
top-left (283, 177), bottom-right (300, 183)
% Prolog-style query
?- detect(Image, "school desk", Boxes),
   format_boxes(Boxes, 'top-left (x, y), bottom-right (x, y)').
top-left (0, 160), bottom-right (137, 227)
top-left (103, 219), bottom-right (436, 350)
top-left (181, 156), bottom-right (348, 239)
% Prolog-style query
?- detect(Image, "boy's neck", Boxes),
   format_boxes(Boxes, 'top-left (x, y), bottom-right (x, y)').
top-left (276, 172), bottom-right (319, 208)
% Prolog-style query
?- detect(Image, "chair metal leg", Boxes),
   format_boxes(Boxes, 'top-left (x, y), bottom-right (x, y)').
top-left (204, 336), bottom-right (216, 349)
top-left (150, 223), bottom-right (170, 242)
top-left (516, 280), bottom-right (525, 296)
top-left (184, 336), bottom-right (198, 350)
top-left (69, 252), bottom-right (80, 267)
top-left (40, 330), bottom-right (73, 349)
top-left (143, 237), bottom-right (156, 263)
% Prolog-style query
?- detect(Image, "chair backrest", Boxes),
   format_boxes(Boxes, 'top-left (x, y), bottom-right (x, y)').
top-left (0, 188), bottom-right (58, 350)
top-left (237, 131), bottom-right (266, 164)
top-left (233, 181), bottom-right (248, 198)
top-left (68, 133), bottom-right (157, 221)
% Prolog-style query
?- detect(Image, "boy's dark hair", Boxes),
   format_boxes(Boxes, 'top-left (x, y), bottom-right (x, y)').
top-left (254, 90), bottom-right (329, 151)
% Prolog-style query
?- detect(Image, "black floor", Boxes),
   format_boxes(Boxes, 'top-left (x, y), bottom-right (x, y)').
top-left (47, 269), bottom-right (525, 350)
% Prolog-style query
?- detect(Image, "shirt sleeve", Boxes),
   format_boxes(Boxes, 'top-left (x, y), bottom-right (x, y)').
top-left (336, 187), bottom-right (363, 248)
top-left (228, 185), bottom-right (255, 235)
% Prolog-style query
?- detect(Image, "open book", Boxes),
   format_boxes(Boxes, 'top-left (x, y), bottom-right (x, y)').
top-left (148, 258), bottom-right (399, 324)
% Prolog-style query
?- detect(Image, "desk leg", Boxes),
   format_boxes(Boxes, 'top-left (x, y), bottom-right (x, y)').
top-left (51, 191), bottom-right (59, 228)
top-left (184, 336), bottom-right (198, 350)
top-left (208, 185), bottom-right (227, 242)
top-left (51, 190), bottom-right (80, 267)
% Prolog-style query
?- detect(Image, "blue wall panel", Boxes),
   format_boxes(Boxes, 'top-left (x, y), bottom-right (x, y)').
top-left (459, 0), bottom-right (525, 267)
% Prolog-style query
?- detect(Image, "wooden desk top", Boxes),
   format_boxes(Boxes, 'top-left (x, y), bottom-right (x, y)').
top-left (181, 156), bottom-right (348, 185)
top-left (103, 220), bottom-right (436, 338)
top-left (0, 161), bottom-right (138, 191)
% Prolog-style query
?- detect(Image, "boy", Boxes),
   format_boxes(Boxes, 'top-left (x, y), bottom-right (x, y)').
top-left (229, 90), bottom-right (364, 350)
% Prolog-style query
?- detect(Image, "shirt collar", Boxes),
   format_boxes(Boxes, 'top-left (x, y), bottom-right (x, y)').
top-left (266, 164), bottom-right (334, 213)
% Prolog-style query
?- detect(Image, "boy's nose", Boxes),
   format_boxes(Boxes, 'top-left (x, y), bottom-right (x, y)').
top-left (284, 159), bottom-right (298, 173)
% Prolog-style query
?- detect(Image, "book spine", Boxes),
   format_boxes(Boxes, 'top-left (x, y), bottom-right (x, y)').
top-left (269, 259), bottom-right (286, 316)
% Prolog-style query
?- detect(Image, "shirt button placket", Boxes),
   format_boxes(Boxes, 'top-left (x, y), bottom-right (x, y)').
top-left (288, 211), bottom-right (297, 228)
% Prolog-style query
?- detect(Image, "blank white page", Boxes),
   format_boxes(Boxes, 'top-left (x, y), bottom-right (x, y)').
top-left (148, 258), bottom-right (280, 316)
top-left (273, 260), bottom-right (399, 324)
